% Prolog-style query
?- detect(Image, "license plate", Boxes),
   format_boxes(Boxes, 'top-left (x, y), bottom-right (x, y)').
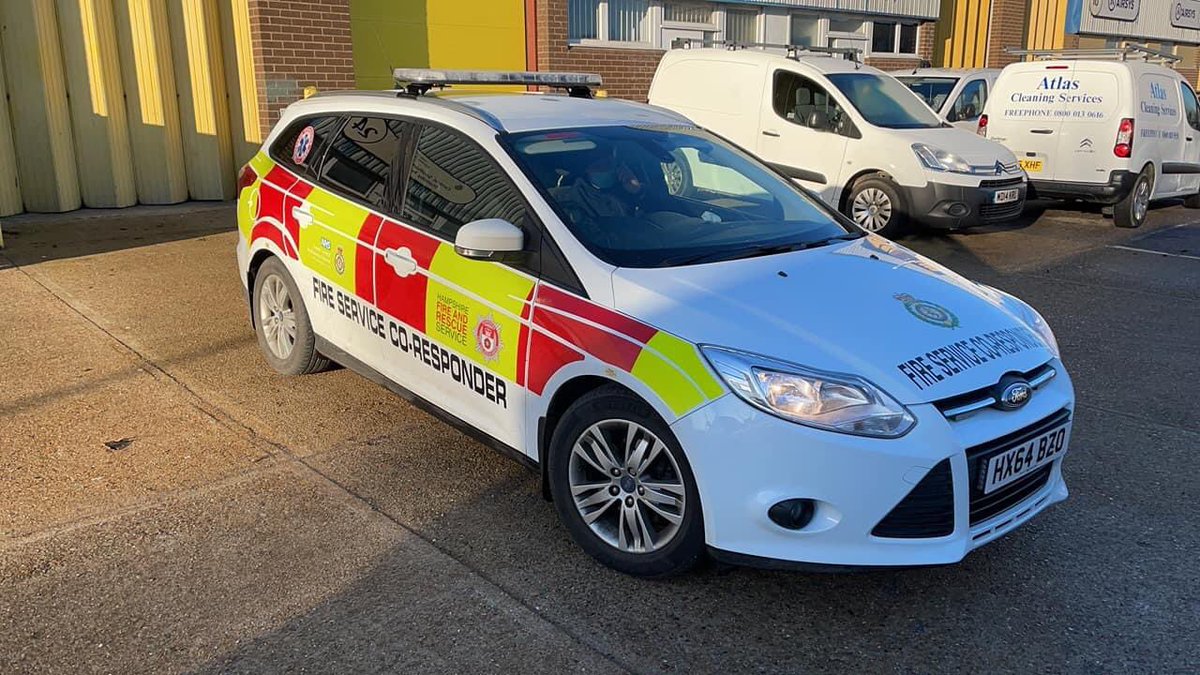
top-left (982, 422), bottom-right (1070, 494)
top-left (1019, 159), bottom-right (1043, 173)
top-left (993, 188), bottom-right (1020, 204)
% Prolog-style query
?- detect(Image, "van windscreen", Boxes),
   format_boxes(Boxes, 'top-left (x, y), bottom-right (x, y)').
top-left (897, 77), bottom-right (959, 112)
top-left (827, 73), bottom-right (944, 129)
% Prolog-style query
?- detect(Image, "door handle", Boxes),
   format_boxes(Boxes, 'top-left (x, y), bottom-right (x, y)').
top-left (1030, 129), bottom-right (1054, 135)
top-left (1188, 137), bottom-right (1195, 142)
top-left (383, 247), bottom-right (418, 278)
top-left (762, 129), bottom-right (781, 137)
top-left (291, 205), bottom-right (314, 228)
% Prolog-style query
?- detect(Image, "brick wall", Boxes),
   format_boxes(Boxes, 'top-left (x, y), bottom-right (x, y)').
top-left (247, 0), bottom-right (356, 137)
top-left (986, 0), bottom-right (1027, 68)
top-left (535, 0), bottom-right (662, 101)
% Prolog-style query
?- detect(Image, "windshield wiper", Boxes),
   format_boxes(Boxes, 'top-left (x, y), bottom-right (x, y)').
top-left (659, 232), bottom-right (862, 267)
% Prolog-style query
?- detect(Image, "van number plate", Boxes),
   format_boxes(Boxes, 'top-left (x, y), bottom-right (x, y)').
top-left (1019, 159), bottom-right (1043, 173)
top-left (993, 189), bottom-right (1020, 204)
top-left (982, 422), bottom-right (1070, 494)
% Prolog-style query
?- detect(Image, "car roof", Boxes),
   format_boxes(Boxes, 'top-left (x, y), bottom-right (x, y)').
top-left (663, 47), bottom-right (874, 76)
top-left (288, 89), bottom-right (694, 134)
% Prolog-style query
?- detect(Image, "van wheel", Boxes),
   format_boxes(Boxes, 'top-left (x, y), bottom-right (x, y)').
top-left (1114, 168), bottom-right (1153, 228)
top-left (1184, 193), bottom-right (1200, 209)
top-left (548, 385), bottom-right (705, 577)
top-left (846, 176), bottom-right (906, 238)
top-left (253, 257), bottom-right (330, 375)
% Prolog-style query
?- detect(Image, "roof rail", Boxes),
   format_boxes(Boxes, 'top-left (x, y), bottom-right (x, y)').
top-left (670, 37), bottom-right (861, 65)
top-left (1004, 43), bottom-right (1180, 65)
top-left (392, 68), bottom-right (602, 98)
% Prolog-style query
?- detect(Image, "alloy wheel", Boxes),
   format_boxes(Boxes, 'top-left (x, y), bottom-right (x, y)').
top-left (258, 274), bottom-right (297, 360)
top-left (568, 419), bottom-right (686, 554)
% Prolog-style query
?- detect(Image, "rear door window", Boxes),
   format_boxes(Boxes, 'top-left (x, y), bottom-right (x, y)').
top-left (271, 116), bottom-right (343, 178)
top-left (316, 115), bottom-right (406, 211)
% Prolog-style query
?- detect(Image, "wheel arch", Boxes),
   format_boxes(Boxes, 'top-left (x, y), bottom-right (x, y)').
top-left (838, 169), bottom-right (898, 213)
top-left (246, 247), bottom-right (279, 329)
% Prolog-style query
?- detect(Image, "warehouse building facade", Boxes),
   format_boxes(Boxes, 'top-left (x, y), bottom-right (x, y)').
top-left (0, 0), bottom-right (1198, 217)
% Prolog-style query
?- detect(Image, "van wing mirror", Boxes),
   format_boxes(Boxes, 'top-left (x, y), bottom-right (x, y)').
top-left (453, 218), bottom-right (525, 260)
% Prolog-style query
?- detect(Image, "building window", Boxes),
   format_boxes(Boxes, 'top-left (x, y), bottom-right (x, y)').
top-left (726, 9), bottom-right (758, 44)
top-left (828, 17), bottom-right (865, 34)
top-left (609, 0), bottom-right (649, 42)
top-left (569, 0), bottom-right (649, 44)
top-left (871, 21), bottom-right (919, 55)
top-left (789, 14), bottom-right (820, 47)
top-left (663, 2), bottom-right (712, 25)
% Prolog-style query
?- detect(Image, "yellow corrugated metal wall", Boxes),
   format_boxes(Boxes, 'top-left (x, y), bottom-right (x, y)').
top-left (0, 0), bottom-right (258, 216)
top-left (0, 0), bottom-right (81, 212)
top-left (933, 0), bottom-right (994, 68)
top-left (1026, 0), bottom-right (1068, 51)
top-left (0, 36), bottom-right (22, 217)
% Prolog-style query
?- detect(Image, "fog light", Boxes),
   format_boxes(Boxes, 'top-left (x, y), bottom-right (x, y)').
top-left (947, 203), bottom-right (969, 217)
top-left (768, 498), bottom-right (815, 530)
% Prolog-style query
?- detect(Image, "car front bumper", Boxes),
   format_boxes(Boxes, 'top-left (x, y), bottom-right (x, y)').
top-left (906, 177), bottom-right (1028, 229)
top-left (671, 361), bottom-right (1074, 569)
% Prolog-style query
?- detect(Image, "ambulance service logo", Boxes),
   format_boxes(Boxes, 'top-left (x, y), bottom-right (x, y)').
top-left (474, 315), bottom-right (503, 361)
top-left (334, 247), bottom-right (346, 275)
top-left (895, 294), bottom-right (960, 329)
top-left (293, 125), bottom-right (316, 165)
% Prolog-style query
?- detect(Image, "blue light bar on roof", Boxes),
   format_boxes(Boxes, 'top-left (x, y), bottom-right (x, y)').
top-left (393, 69), bottom-right (603, 97)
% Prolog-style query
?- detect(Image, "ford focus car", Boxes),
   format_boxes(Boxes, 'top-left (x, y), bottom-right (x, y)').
top-left (235, 70), bottom-right (1074, 577)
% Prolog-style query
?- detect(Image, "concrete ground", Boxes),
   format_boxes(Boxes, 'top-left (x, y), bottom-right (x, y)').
top-left (0, 200), bottom-right (1196, 673)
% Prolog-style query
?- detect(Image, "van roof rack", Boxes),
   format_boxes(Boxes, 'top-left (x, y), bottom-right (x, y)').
top-left (1004, 44), bottom-right (1180, 65)
top-left (670, 38), bottom-right (861, 65)
top-left (392, 69), bottom-right (602, 98)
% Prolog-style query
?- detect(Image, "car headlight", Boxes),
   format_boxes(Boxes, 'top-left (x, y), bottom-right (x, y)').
top-left (912, 143), bottom-right (986, 175)
top-left (700, 346), bottom-right (916, 438)
top-left (1019, 303), bottom-right (1060, 359)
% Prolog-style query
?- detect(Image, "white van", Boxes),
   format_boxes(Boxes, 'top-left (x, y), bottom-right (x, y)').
top-left (649, 45), bottom-right (1026, 238)
top-left (894, 68), bottom-right (1000, 132)
top-left (980, 47), bottom-right (1200, 228)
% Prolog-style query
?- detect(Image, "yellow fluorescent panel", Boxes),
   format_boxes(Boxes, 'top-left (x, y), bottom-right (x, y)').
top-left (112, 0), bottom-right (188, 204)
top-left (218, 0), bottom-right (260, 166)
top-left (0, 37), bottom-right (22, 217)
top-left (167, 0), bottom-right (235, 200)
top-left (0, 0), bottom-right (81, 212)
top-left (425, 0), bottom-right (525, 70)
top-left (56, 0), bottom-right (137, 207)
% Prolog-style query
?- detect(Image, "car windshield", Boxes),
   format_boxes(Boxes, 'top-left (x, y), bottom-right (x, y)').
top-left (897, 76), bottom-right (959, 112)
top-left (827, 73), bottom-right (944, 129)
top-left (504, 125), bottom-right (857, 268)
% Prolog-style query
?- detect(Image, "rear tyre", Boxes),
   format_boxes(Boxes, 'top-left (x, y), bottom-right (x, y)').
top-left (548, 385), bottom-right (705, 577)
top-left (1183, 193), bottom-right (1200, 209)
top-left (845, 175), bottom-right (907, 238)
top-left (252, 257), bottom-right (329, 375)
top-left (1114, 167), bottom-right (1153, 228)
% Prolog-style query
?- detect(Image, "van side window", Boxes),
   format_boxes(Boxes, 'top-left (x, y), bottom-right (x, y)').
top-left (270, 116), bottom-right (343, 178)
top-left (947, 79), bottom-right (987, 123)
top-left (317, 116), bottom-right (405, 210)
top-left (400, 124), bottom-right (530, 241)
top-left (772, 71), bottom-right (854, 137)
top-left (1182, 83), bottom-right (1200, 131)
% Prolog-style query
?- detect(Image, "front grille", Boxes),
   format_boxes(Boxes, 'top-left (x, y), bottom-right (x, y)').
top-left (872, 459), bottom-right (954, 538)
top-left (978, 200), bottom-right (1024, 221)
top-left (979, 176), bottom-right (1023, 188)
top-left (966, 408), bottom-right (1069, 525)
top-left (934, 361), bottom-right (1056, 420)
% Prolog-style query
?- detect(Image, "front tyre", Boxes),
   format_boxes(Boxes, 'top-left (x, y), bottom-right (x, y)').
top-left (548, 386), bottom-right (705, 577)
top-left (252, 257), bottom-right (330, 375)
top-left (846, 175), bottom-right (907, 238)
top-left (1114, 167), bottom-right (1152, 228)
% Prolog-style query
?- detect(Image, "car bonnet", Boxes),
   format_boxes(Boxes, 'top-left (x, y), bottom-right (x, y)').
top-left (610, 236), bottom-right (1054, 406)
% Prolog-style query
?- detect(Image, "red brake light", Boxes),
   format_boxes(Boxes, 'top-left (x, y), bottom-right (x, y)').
top-left (977, 113), bottom-right (988, 137)
top-left (237, 164), bottom-right (258, 192)
top-left (1114, 118), bottom-right (1134, 158)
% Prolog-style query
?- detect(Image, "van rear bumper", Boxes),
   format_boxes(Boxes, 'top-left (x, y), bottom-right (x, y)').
top-left (1028, 170), bottom-right (1137, 204)
top-left (906, 178), bottom-right (1027, 229)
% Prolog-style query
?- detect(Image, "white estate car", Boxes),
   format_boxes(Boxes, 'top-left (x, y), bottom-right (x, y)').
top-left (236, 70), bottom-right (1074, 576)
top-left (648, 45), bottom-right (1027, 238)
top-left (981, 46), bottom-right (1200, 228)
top-left (894, 68), bottom-right (1001, 132)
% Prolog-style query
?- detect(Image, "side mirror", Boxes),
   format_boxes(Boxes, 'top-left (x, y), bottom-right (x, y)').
top-left (453, 218), bottom-right (524, 260)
